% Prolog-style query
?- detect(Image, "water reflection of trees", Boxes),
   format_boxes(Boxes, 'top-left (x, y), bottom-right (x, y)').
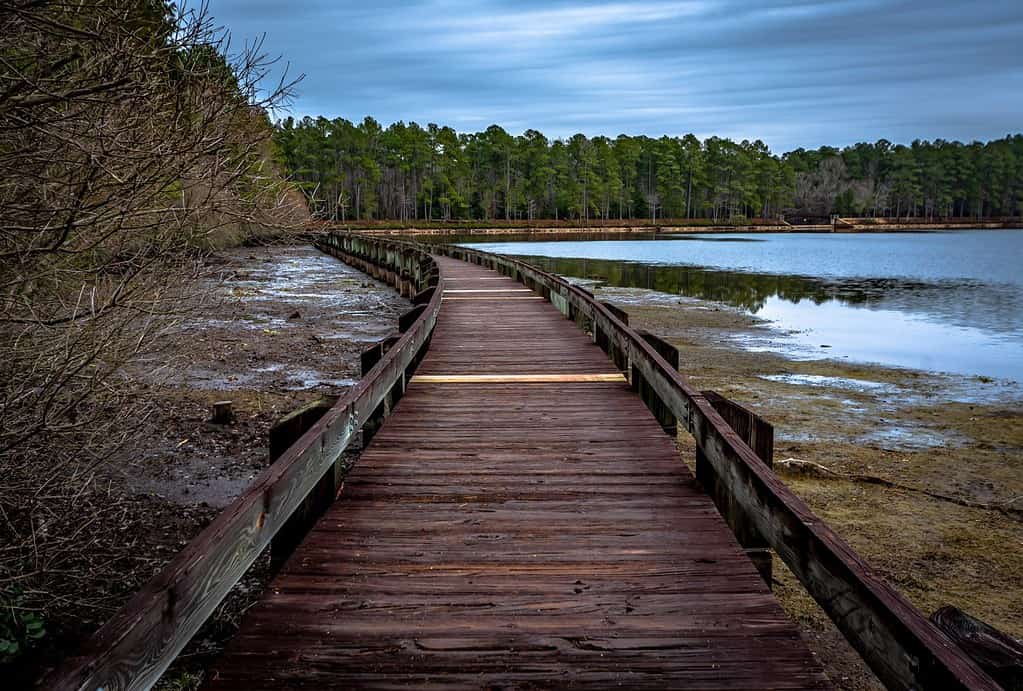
top-left (418, 237), bottom-right (1022, 335)
top-left (511, 255), bottom-right (906, 313)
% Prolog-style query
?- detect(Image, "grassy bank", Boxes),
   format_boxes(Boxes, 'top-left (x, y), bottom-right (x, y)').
top-left (597, 286), bottom-right (1022, 690)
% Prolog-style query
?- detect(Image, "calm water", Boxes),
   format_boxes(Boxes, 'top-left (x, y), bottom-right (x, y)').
top-left (458, 231), bottom-right (1023, 383)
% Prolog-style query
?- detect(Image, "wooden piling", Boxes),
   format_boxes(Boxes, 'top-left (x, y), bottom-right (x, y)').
top-left (268, 396), bottom-right (340, 571)
top-left (631, 330), bottom-right (679, 435)
top-left (697, 390), bottom-right (775, 585)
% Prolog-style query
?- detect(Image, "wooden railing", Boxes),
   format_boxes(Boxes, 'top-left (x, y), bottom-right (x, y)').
top-left (433, 240), bottom-right (1000, 691)
top-left (45, 234), bottom-right (440, 691)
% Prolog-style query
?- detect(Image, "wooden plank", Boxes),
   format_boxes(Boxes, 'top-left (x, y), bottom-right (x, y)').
top-left (442, 288), bottom-right (534, 293)
top-left (410, 373), bottom-right (626, 383)
top-left (441, 296), bottom-right (545, 300)
top-left (443, 272), bottom-right (515, 278)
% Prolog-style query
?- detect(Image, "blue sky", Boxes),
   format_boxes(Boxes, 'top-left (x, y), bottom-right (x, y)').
top-left (207, 0), bottom-right (1023, 152)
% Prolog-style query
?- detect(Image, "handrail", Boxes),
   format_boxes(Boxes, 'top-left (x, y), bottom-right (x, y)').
top-left (432, 241), bottom-right (999, 691)
top-left (46, 233), bottom-right (442, 691)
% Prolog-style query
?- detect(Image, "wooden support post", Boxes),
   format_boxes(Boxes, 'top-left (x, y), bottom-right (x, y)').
top-left (412, 286), bottom-right (436, 305)
top-left (360, 336), bottom-right (402, 446)
top-left (550, 291), bottom-right (570, 318)
top-left (697, 390), bottom-right (775, 586)
top-left (631, 330), bottom-right (679, 435)
top-left (359, 334), bottom-right (401, 374)
top-left (210, 400), bottom-right (234, 425)
top-left (635, 329), bottom-right (680, 369)
top-left (399, 304), bottom-right (427, 332)
top-left (701, 390), bottom-right (774, 465)
top-left (601, 300), bottom-right (629, 326)
top-left (268, 396), bottom-right (340, 571)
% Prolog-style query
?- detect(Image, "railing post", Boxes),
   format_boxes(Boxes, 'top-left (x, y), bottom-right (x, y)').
top-left (268, 396), bottom-right (340, 571)
top-left (360, 335), bottom-right (403, 445)
top-left (601, 300), bottom-right (629, 325)
top-left (631, 330), bottom-right (679, 435)
top-left (697, 390), bottom-right (775, 586)
top-left (597, 302), bottom-right (630, 372)
top-left (412, 286), bottom-right (436, 305)
top-left (399, 304), bottom-right (427, 332)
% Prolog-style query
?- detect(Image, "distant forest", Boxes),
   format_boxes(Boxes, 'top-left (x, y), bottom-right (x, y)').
top-left (274, 117), bottom-right (1023, 223)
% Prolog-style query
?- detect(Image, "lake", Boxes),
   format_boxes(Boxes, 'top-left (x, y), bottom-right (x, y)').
top-left (457, 230), bottom-right (1023, 384)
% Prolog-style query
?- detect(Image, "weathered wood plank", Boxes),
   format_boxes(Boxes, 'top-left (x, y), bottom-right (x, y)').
top-left (268, 396), bottom-right (340, 570)
top-left (410, 373), bottom-right (626, 383)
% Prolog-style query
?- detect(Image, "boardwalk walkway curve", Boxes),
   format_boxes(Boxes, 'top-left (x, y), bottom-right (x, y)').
top-left (46, 233), bottom-right (999, 691)
top-left (204, 253), bottom-right (826, 689)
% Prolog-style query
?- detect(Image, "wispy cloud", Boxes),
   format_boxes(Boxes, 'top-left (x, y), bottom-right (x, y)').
top-left (208, 0), bottom-right (1023, 151)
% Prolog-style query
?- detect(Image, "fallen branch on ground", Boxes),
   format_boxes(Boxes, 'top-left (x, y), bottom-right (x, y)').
top-left (775, 458), bottom-right (1023, 517)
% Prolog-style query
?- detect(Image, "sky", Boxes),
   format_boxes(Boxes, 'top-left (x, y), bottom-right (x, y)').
top-left (206, 0), bottom-right (1023, 152)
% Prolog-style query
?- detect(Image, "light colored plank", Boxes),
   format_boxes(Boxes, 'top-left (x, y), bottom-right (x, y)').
top-left (442, 296), bottom-right (545, 300)
top-left (410, 373), bottom-right (627, 383)
top-left (443, 288), bottom-right (534, 293)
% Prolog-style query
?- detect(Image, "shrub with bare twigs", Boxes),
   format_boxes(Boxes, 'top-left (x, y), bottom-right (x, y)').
top-left (0, 0), bottom-right (304, 673)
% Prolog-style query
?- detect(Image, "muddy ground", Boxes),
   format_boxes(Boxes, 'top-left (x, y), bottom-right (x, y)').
top-left (140, 245), bottom-right (408, 688)
top-left (596, 285), bottom-right (1023, 689)
top-left (115, 245), bottom-right (408, 510)
top-left (20, 245), bottom-right (408, 688)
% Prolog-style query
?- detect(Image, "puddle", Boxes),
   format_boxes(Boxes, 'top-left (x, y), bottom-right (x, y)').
top-left (120, 245), bottom-right (410, 507)
top-left (152, 245), bottom-right (409, 393)
top-left (858, 425), bottom-right (964, 451)
top-left (760, 373), bottom-right (898, 394)
top-left (283, 369), bottom-right (358, 391)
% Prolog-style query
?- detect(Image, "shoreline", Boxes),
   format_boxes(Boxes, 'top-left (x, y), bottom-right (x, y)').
top-left (327, 219), bottom-right (1023, 236)
top-left (595, 283), bottom-right (1022, 690)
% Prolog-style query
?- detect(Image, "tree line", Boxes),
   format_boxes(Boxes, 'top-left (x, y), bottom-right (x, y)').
top-left (274, 116), bottom-right (1023, 223)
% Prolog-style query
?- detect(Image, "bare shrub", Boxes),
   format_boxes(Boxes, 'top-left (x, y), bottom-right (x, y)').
top-left (0, 0), bottom-right (304, 659)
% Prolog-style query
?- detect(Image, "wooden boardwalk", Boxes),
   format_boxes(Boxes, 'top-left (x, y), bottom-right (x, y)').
top-left (205, 256), bottom-right (828, 689)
